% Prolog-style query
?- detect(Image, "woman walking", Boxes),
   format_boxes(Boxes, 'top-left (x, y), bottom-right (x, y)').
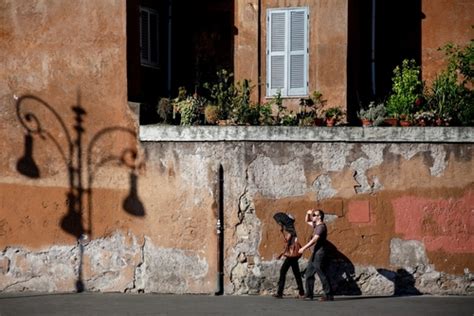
top-left (273, 213), bottom-right (305, 299)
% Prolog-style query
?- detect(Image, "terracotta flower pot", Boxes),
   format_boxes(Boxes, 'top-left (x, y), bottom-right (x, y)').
top-left (417, 119), bottom-right (426, 127)
top-left (384, 118), bottom-right (398, 127)
top-left (435, 118), bottom-right (445, 126)
top-left (314, 118), bottom-right (324, 126)
top-left (361, 119), bottom-right (373, 127)
top-left (399, 120), bottom-right (411, 127)
top-left (326, 118), bottom-right (336, 127)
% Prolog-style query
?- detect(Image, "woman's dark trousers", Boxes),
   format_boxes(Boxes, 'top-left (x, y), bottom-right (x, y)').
top-left (277, 257), bottom-right (305, 296)
top-left (305, 248), bottom-right (332, 298)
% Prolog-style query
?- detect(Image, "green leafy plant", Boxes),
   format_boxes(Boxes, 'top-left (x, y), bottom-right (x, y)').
top-left (386, 59), bottom-right (423, 119)
top-left (441, 39), bottom-right (473, 84)
top-left (280, 112), bottom-right (298, 126)
top-left (204, 105), bottom-right (220, 125)
top-left (427, 70), bottom-right (459, 123)
top-left (429, 39), bottom-right (474, 125)
top-left (273, 90), bottom-right (285, 123)
top-left (323, 106), bottom-right (345, 126)
top-left (156, 97), bottom-right (173, 124)
top-left (258, 102), bottom-right (274, 125)
top-left (231, 79), bottom-right (258, 125)
top-left (324, 107), bottom-right (343, 119)
top-left (358, 102), bottom-right (386, 126)
top-left (298, 90), bottom-right (326, 126)
top-left (203, 69), bottom-right (236, 121)
top-left (172, 87), bottom-right (206, 126)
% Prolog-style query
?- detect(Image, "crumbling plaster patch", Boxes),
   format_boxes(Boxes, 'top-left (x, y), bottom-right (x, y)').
top-left (247, 156), bottom-right (307, 198)
top-left (0, 232), bottom-right (210, 294)
top-left (390, 238), bottom-right (429, 268)
top-left (84, 232), bottom-right (141, 292)
top-left (312, 143), bottom-right (353, 172)
top-left (313, 174), bottom-right (337, 200)
top-left (230, 190), bottom-right (262, 294)
top-left (0, 245), bottom-right (77, 292)
top-left (389, 144), bottom-right (447, 177)
top-left (134, 236), bottom-right (209, 294)
top-left (350, 144), bottom-right (386, 194)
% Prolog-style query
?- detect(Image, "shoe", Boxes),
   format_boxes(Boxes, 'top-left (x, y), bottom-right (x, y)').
top-left (297, 294), bottom-right (305, 299)
top-left (302, 296), bottom-right (313, 301)
top-left (272, 294), bottom-right (283, 299)
top-left (318, 295), bottom-right (334, 301)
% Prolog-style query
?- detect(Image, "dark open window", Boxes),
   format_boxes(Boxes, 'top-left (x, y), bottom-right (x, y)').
top-left (127, 0), bottom-right (234, 125)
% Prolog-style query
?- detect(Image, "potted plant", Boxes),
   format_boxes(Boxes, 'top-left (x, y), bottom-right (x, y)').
top-left (398, 114), bottom-right (414, 127)
top-left (204, 104), bottom-right (220, 125)
top-left (156, 97), bottom-right (174, 124)
top-left (425, 39), bottom-right (474, 126)
top-left (433, 40), bottom-right (474, 126)
top-left (172, 87), bottom-right (206, 126)
top-left (203, 69), bottom-right (236, 124)
top-left (358, 102), bottom-right (386, 126)
top-left (323, 106), bottom-right (344, 127)
top-left (385, 59), bottom-right (423, 126)
top-left (414, 110), bottom-right (435, 126)
top-left (298, 90), bottom-right (326, 126)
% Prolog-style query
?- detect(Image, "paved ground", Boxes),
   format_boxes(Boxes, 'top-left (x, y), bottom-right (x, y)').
top-left (0, 293), bottom-right (473, 316)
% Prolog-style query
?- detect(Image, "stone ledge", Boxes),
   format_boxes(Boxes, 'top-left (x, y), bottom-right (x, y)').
top-left (140, 125), bottom-right (474, 143)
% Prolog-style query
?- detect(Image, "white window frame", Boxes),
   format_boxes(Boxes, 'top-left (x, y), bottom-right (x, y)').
top-left (140, 7), bottom-right (159, 68)
top-left (266, 7), bottom-right (309, 97)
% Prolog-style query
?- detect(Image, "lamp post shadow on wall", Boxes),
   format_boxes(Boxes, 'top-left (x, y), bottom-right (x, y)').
top-left (15, 92), bottom-right (146, 293)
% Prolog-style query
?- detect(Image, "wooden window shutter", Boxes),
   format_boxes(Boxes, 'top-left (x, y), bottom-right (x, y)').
top-left (288, 9), bottom-right (307, 96)
top-left (267, 10), bottom-right (287, 97)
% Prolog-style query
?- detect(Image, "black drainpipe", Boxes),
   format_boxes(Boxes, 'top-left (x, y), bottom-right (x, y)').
top-left (215, 164), bottom-right (224, 295)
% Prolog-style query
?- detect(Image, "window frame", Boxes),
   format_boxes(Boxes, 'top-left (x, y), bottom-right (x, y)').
top-left (266, 7), bottom-right (309, 98)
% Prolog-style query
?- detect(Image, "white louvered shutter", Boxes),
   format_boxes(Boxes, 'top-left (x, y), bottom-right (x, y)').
top-left (267, 10), bottom-right (287, 97)
top-left (267, 8), bottom-right (308, 97)
top-left (288, 9), bottom-right (307, 96)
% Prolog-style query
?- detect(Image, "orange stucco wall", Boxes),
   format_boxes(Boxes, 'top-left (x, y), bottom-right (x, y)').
top-left (0, 0), bottom-right (219, 293)
top-left (1, 0), bottom-right (132, 245)
top-left (234, 0), bottom-right (348, 111)
top-left (421, 0), bottom-right (474, 85)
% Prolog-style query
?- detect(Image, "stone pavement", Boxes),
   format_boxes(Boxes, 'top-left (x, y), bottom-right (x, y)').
top-left (0, 293), bottom-right (473, 316)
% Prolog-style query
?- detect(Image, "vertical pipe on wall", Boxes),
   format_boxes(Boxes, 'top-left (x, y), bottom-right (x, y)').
top-left (215, 164), bottom-right (224, 295)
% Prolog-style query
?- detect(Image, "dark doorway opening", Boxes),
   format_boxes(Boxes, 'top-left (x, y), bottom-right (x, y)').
top-left (347, 0), bottom-right (423, 124)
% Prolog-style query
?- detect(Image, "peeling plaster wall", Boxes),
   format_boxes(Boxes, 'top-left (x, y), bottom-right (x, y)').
top-left (137, 136), bottom-right (472, 296)
top-left (1, 130), bottom-right (473, 295)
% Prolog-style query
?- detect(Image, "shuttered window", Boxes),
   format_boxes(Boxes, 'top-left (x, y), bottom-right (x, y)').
top-left (267, 7), bottom-right (308, 97)
top-left (140, 7), bottom-right (159, 68)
